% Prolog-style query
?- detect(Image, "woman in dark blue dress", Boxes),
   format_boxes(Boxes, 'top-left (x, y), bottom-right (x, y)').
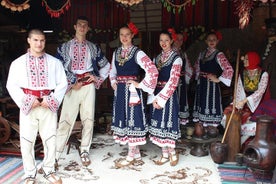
top-left (193, 31), bottom-right (233, 127)
top-left (148, 29), bottom-right (182, 166)
top-left (109, 22), bottom-right (158, 168)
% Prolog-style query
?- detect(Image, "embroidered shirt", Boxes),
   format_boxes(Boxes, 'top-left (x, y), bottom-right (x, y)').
top-left (6, 52), bottom-right (68, 115)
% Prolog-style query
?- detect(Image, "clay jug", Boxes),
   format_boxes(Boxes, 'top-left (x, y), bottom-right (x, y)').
top-left (243, 115), bottom-right (276, 171)
top-left (207, 126), bottom-right (219, 138)
top-left (194, 122), bottom-right (204, 139)
top-left (210, 141), bottom-right (228, 164)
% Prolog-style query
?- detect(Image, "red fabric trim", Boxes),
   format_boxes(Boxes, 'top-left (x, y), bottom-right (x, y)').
top-left (22, 88), bottom-right (52, 98)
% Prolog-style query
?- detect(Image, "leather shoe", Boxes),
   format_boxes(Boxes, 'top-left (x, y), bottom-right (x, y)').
top-left (115, 157), bottom-right (135, 168)
top-left (38, 159), bottom-right (58, 174)
top-left (24, 177), bottom-right (37, 184)
top-left (153, 156), bottom-right (169, 165)
top-left (169, 153), bottom-right (179, 166)
top-left (44, 172), bottom-right (62, 184)
top-left (80, 151), bottom-right (91, 166)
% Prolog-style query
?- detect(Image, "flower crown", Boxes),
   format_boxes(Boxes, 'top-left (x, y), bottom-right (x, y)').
top-left (168, 28), bottom-right (177, 42)
top-left (127, 21), bottom-right (139, 35)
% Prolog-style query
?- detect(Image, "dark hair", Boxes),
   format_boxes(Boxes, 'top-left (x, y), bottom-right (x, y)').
top-left (119, 22), bottom-right (139, 36)
top-left (28, 29), bottom-right (45, 38)
top-left (160, 30), bottom-right (173, 40)
top-left (205, 29), bottom-right (222, 41)
top-left (75, 16), bottom-right (89, 24)
top-left (119, 24), bottom-right (131, 36)
top-left (119, 23), bottom-right (129, 30)
top-left (206, 30), bottom-right (217, 39)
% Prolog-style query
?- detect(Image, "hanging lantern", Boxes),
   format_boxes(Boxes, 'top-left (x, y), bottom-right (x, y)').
top-left (0, 0), bottom-right (30, 12)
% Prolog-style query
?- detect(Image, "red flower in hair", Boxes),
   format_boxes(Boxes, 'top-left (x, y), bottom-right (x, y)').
top-left (168, 28), bottom-right (177, 41)
top-left (215, 31), bottom-right (223, 41)
top-left (127, 22), bottom-right (139, 35)
top-left (183, 32), bottom-right (188, 42)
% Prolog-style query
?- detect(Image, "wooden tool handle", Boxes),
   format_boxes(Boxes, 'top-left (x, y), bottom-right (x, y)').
top-left (221, 49), bottom-right (240, 144)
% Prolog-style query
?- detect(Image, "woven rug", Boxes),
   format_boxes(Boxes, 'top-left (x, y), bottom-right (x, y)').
top-left (218, 163), bottom-right (274, 184)
top-left (0, 133), bottom-right (222, 184)
top-left (0, 156), bottom-right (42, 184)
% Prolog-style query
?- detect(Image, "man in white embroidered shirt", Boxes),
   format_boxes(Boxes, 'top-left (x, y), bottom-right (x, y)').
top-left (6, 29), bottom-right (67, 184)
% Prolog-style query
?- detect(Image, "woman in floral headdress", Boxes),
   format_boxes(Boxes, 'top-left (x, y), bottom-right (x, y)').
top-left (148, 29), bottom-right (182, 166)
top-left (109, 22), bottom-right (158, 168)
top-left (193, 30), bottom-right (233, 127)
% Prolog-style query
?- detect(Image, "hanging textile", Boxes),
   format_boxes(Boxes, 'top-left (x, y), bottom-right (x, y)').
top-left (41, 0), bottom-right (71, 18)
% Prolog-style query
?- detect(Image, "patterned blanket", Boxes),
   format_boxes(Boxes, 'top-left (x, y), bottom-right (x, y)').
top-left (251, 99), bottom-right (276, 137)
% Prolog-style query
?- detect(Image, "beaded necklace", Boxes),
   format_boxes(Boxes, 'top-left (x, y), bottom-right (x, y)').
top-left (117, 46), bottom-right (132, 66)
top-left (156, 50), bottom-right (172, 70)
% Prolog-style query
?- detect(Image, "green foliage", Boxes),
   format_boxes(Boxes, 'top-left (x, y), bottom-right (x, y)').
top-left (161, 0), bottom-right (197, 15)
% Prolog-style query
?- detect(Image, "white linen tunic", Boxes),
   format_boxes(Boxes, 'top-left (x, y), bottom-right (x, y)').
top-left (6, 52), bottom-right (67, 179)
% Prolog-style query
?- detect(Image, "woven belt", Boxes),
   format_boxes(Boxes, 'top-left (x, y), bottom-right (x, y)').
top-left (76, 72), bottom-right (90, 79)
top-left (22, 88), bottom-right (52, 98)
top-left (76, 72), bottom-right (93, 86)
top-left (117, 76), bottom-right (137, 83)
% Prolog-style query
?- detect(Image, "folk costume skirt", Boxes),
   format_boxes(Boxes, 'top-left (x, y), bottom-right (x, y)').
top-left (111, 82), bottom-right (147, 146)
top-left (149, 90), bottom-right (181, 148)
top-left (193, 77), bottom-right (223, 125)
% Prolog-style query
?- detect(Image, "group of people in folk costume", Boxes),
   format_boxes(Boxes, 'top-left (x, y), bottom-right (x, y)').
top-left (6, 15), bottom-right (274, 184)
